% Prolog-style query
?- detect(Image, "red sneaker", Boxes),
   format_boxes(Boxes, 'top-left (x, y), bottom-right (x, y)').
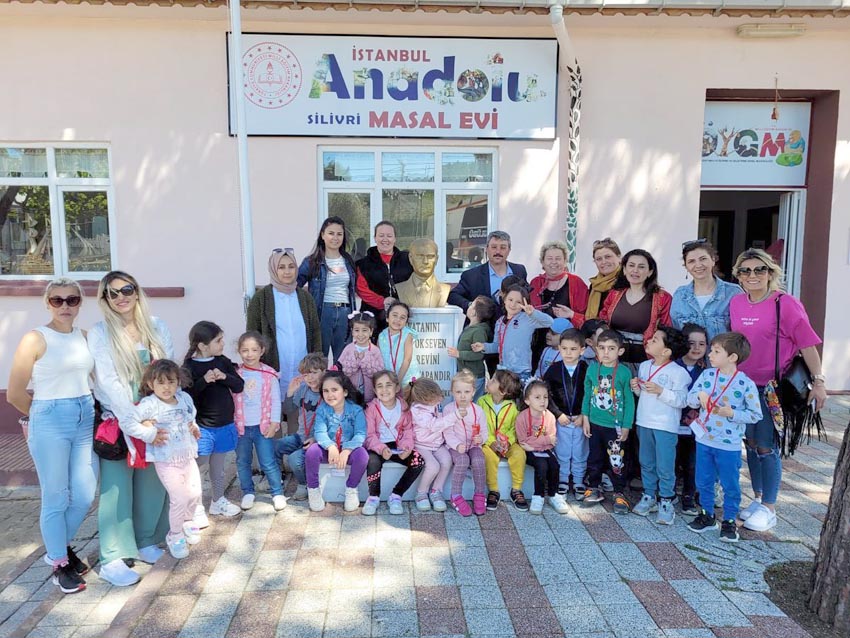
top-left (473, 493), bottom-right (487, 516)
top-left (451, 494), bottom-right (472, 517)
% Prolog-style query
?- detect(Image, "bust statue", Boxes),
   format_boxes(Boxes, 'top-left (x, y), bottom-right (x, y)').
top-left (395, 238), bottom-right (451, 308)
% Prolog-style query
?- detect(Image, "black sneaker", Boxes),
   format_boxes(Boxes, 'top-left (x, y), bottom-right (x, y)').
top-left (510, 489), bottom-right (529, 512)
top-left (582, 487), bottom-right (604, 504)
top-left (486, 491), bottom-right (500, 511)
top-left (66, 545), bottom-right (89, 576)
top-left (681, 495), bottom-right (699, 517)
top-left (720, 519), bottom-right (740, 543)
top-left (687, 510), bottom-right (719, 534)
top-left (52, 563), bottom-right (86, 594)
top-left (612, 492), bottom-right (631, 515)
top-left (557, 482), bottom-right (570, 496)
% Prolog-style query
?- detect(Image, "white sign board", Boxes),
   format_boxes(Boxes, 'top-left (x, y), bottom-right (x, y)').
top-left (228, 34), bottom-right (558, 139)
top-left (409, 306), bottom-right (465, 398)
top-left (701, 101), bottom-right (811, 187)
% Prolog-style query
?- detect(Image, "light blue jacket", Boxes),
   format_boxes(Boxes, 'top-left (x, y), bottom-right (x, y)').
top-left (313, 400), bottom-right (367, 450)
top-left (670, 278), bottom-right (742, 342)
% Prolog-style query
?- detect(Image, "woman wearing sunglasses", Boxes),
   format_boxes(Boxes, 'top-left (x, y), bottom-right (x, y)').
top-left (671, 239), bottom-right (742, 342)
top-left (7, 279), bottom-right (96, 594)
top-left (729, 248), bottom-right (826, 533)
top-left (87, 271), bottom-right (174, 586)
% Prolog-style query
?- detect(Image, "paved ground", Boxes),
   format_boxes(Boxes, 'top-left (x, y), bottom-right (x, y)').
top-left (0, 399), bottom-right (847, 638)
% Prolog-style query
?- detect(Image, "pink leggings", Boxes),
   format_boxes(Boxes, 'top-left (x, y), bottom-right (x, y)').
top-left (154, 459), bottom-right (202, 541)
top-left (415, 445), bottom-right (453, 494)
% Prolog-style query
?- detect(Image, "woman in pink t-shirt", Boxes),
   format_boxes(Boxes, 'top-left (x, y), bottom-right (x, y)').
top-left (729, 248), bottom-right (826, 533)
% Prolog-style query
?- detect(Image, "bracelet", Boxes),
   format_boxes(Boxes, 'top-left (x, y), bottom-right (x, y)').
top-left (813, 374), bottom-right (826, 383)
top-left (18, 416), bottom-right (29, 427)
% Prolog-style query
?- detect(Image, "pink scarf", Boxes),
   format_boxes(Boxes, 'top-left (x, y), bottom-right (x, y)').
top-left (268, 250), bottom-right (298, 293)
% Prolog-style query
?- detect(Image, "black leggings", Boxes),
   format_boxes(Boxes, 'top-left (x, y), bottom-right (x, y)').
top-left (675, 434), bottom-right (697, 500)
top-left (366, 447), bottom-right (425, 497)
top-left (525, 450), bottom-right (560, 497)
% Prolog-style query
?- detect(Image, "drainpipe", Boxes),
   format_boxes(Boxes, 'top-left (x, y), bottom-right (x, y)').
top-left (549, 1), bottom-right (581, 271)
top-left (228, 0), bottom-right (256, 313)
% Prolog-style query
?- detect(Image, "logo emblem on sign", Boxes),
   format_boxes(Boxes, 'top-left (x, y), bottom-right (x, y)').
top-left (243, 42), bottom-right (302, 109)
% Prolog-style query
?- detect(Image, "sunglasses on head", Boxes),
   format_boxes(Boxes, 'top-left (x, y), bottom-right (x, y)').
top-left (736, 265), bottom-right (769, 276)
top-left (273, 247), bottom-right (295, 256)
top-left (105, 283), bottom-right (137, 299)
top-left (592, 237), bottom-right (613, 248)
top-left (682, 238), bottom-right (709, 251)
top-left (48, 295), bottom-right (82, 308)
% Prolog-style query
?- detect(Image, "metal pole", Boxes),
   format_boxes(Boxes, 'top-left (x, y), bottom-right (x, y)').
top-left (228, 0), bottom-right (256, 312)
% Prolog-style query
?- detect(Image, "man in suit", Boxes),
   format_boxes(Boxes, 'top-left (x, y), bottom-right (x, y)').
top-left (448, 230), bottom-right (528, 311)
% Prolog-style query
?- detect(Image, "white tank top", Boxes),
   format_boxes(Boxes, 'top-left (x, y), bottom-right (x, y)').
top-left (31, 326), bottom-right (94, 400)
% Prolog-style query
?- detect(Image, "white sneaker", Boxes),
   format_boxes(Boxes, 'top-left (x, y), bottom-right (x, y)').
top-left (292, 484), bottom-right (308, 501)
top-left (529, 495), bottom-right (545, 515)
top-left (209, 497), bottom-right (241, 517)
top-left (743, 504), bottom-right (777, 531)
top-left (388, 494), bottom-right (404, 515)
top-left (167, 537), bottom-right (189, 559)
top-left (308, 487), bottom-right (325, 512)
top-left (99, 558), bottom-right (140, 587)
top-left (344, 487), bottom-right (360, 512)
top-left (241, 494), bottom-right (255, 510)
top-left (137, 544), bottom-right (164, 564)
top-left (362, 496), bottom-right (380, 516)
top-left (182, 522), bottom-right (202, 545)
top-left (632, 494), bottom-right (657, 517)
top-left (739, 498), bottom-right (762, 521)
top-left (549, 493), bottom-right (569, 514)
top-left (272, 495), bottom-right (288, 511)
top-left (193, 504), bottom-right (210, 529)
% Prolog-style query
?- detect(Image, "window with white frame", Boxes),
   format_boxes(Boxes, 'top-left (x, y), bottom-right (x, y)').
top-left (0, 146), bottom-right (115, 278)
top-left (319, 148), bottom-right (496, 281)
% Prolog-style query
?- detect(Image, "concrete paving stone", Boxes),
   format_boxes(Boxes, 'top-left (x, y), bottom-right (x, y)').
top-left (72, 625), bottom-right (111, 637)
top-left (203, 568), bottom-right (252, 593)
top-left (464, 606), bottom-right (515, 635)
top-left (723, 592), bottom-right (785, 617)
top-left (244, 568), bottom-right (289, 592)
top-left (375, 529), bottom-right (413, 550)
top-left (543, 582), bottom-right (594, 608)
top-left (446, 528), bottom-right (486, 548)
top-left (323, 609), bottom-right (372, 638)
top-left (282, 589), bottom-right (329, 614)
top-left (615, 560), bottom-right (664, 581)
top-left (661, 630), bottom-right (715, 638)
top-left (669, 580), bottom-right (729, 604)
top-left (533, 562), bottom-right (581, 585)
top-left (452, 564), bottom-right (497, 586)
top-left (599, 542), bottom-right (652, 562)
top-left (709, 628), bottom-right (760, 638)
top-left (419, 607), bottom-right (468, 635)
top-left (515, 527), bottom-right (558, 547)
top-left (301, 531), bottom-right (341, 550)
top-left (0, 580), bottom-right (43, 603)
top-left (373, 566), bottom-right (415, 588)
top-left (500, 580), bottom-right (551, 609)
top-left (276, 612), bottom-right (324, 638)
top-left (341, 516), bottom-right (377, 533)
top-left (564, 543), bottom-right (610, 563)
top-left (552, 604), bottom-right (609, 634)
top-left (25, 627), bottom-right (77, 638)
top-left (613, 516), bottom-right (669, 542)
top-left (372, 586), bottom-right (416, 610)
top-left (236, 590), bottom-right (286, 617)
top-left (411, 529), bottom-right (450, 547)
top-left (190, 592), bottom-right (241, 618)
top-left (598, 602), bottom-right (659, 630)
top-left (374, 514), bottom-right (411, 531)
top-left (371, 609), bottom-right (419, 637)
top-left (132, 593), bottom-right (198, 636)
top-left (38, 602), bottom-right (99, 626)
top-left (459, 584), bottom-right (506, 609)
top-left (652, 561), bottom-right (705, 580)
top-left (255, 549), bottom-right (298, 570)
top-left (178, 613), bottom-right (232, 638)
top-left (584, 581), bottom-right (641, 605)
top-left (225, 613), bottom-right (278, 638)
top-left (413, 546), bottom-right (454, 565)
top-left (747, 615), bottom-right (811, 638)
top-left (636, 542), bottom-right (685, 562)
top-left (689, 602), bottom-right (751, 628)
top-left (413, 564), bottom-right (457, 586)
top-left (85, 593), bottom-right (135, 625)
top-left (15, 564), bottom-right (52, 584)
top-left (509, 605), bottom-right (564, 634)
top-left (415, 585), bottom-right (462, 609)
top-left (764, 542), bottom-right (813, 561)
top-left (523, 544), bottom-right (568, 566)
top-left (0, 602), bottom-right (39, 638)
top-left (0, 602), bottom-right (22, 625)
top-left (448, 544), bottom-right (490, 565)
top-left (612, 629), bottom-right (667, 638)
top-left (572, 561), bottom-right (621, 583)
top-left (289, 568), bottom-right (335, 590)
top-left (328, 588), bottom-right (373, 614)
top-left (161, 571), bottom-right (210, 596)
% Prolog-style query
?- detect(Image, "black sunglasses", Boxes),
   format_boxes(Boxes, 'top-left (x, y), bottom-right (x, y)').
top-left (736, 265), bottom-right (769, 276)
top-left (105, 283), bottom-right (137, 299)
top-left (48, 295), bottom-right (82, 308)
top-left (682, 238), bottom-right (709, 251)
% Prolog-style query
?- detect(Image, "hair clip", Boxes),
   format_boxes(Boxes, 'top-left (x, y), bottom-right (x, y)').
top-left (522, 376), bottom-right (542, 392)
top-left (347, 311), bottom-right (359, 319)
top-left (361, 310), bottom-right (375, 317)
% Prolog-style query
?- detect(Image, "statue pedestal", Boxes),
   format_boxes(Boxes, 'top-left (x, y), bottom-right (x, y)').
top-left (408, 306), bottom-right (465, 398)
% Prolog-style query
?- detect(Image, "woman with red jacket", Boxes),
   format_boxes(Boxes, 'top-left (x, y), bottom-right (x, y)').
top-left (600, 248), bottom-right (672, 365)
top-left (529, 241), bottom-right (590, 328)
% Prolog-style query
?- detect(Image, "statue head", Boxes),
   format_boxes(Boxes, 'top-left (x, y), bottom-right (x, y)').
top-left (408, 238), bottom-right (439, 279)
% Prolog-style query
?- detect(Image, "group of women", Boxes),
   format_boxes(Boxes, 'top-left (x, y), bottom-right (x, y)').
top-left (7, 215), bottom-right (827, 590)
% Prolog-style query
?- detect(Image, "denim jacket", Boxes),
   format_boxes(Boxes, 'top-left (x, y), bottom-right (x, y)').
top-left (313, 400), bottom-right (367, 450)
top-left (670, 277), bottom-right (742, 342)
top-left (297, 256), bottom-right (357, 320)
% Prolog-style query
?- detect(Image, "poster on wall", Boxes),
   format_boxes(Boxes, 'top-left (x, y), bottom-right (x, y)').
top-left (701, 101), bottom-right (811, 188)
top-left (227, 34), bottom-right (558, 140)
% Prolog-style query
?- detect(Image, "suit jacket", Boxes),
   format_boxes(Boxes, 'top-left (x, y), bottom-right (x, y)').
top-left (447, 261), bottom-right (528, 311)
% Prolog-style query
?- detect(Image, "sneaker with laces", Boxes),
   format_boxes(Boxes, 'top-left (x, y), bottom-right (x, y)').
top-left (742, 504), bottom-right (777, 531)
top-left (415, 493), bottom-right (432, 512)
top-left (511, 489), bottom-right (530, 512)
top-left (451, 494), bottom-right (472, 517)
top-left (687, 510), bottom-right (719, 534)
top-left (632, 493), bottom-right (656, 517)
top-left (241, 494), bottom-right (255, 510)
top-left (582, 487), bottom-right (604, 504)
top-left (308, 487), bottom-right (325, 512)
top-left (529, 495), bottom-right (545, 515)
top-left (573, 484), bottom-right (587, 501)
top-left (209, 497), bottom-right (241, 517)
top-left (193, 504), bottom-right (210, 529)
top-left (388, 494), bottom-right (404, 515)
top-left (292, 484), bottom-right (309, 501)
top-left (486, 490), bottom-right (500, 511)
top-left (656, 498), bottom-right (675, 526)
top-left (549, 493), bottom-right (569, 514)
top-left (167, 536), bottom-right (189, 559)
top-left (472, 493), bottom-right (487, 516)
top-left (680, 495), bottom-right (699, 516)
top-left (182, 522), bottom-right (202, 545)
top-left (612, 493), bottom-right (630, 515)
top-left (558, 482), bottom-right (570, 496)
top-left (430, 490), bottom-right (447, 512)
top-left (344, 487), bottom-right (360, 512)
top-left (739, 498), bottom-right (762, 521)
top-left (720, 519), bottom-right (740, 543)
top-left (273, 495), bottom-right (288, 511)
top-left (53, 563), bottom-right (86, 594)
top-left (600, 474), bottom-right (614, 492)
top-left (362, 495), bottom-right (380, 516)
top-left (66, 546), bottom-right (89, 577)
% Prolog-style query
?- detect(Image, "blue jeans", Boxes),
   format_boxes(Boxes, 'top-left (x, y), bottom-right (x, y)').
top-left (236, 426), bottom-right (283, 497)
top-left (745, 389), bottom-right (782, 505)
top-left (637, 426), bottom-right (678, 499)
top-left (473, 377), bottom-right (486, 402)
top-left (696, 443), bottom-right (741, 521)
top-left (321, 303), bottom-right (351, 361)
top-left (555, 422), bottom-right (589, 486)
top-left (274, 433), bottom-right (307, 485)
top-left (28, 395), bottom-right (98, 562)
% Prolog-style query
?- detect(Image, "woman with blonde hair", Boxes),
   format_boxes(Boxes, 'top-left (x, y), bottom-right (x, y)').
top-left (88, 270), bottom-right (173, 586)
top-left (729, 248), bottom-right (826, 532)
top-left (585, 237), bottom-right (622, 320)
top-left (7, 279), bottom-right (96, 594)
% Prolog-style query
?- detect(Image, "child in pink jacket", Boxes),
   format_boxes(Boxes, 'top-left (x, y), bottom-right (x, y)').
top-left (407, 377), bottom-right (452, 513)
top-left (337, 312), bottom-right (385, 403)
top-left (443, 370), bottom-right (487, 517)
top-left (362, 370), bottom-right (424, 515)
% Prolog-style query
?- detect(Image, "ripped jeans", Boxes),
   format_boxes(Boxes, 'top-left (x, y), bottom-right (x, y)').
top-left (745, 389), bottom-right (782, 506)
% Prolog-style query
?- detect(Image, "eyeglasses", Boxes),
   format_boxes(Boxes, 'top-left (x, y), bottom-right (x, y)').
top-left (47, 295), bottom-right (82, 308)
top-left (682, 238), bottom-right (709, 251)
top-left (273, 247), bottom-right (296, 257)
top-left (105, 284), bottom-right (137, 299)
top-left (736, 265), bottom-right (769, 277)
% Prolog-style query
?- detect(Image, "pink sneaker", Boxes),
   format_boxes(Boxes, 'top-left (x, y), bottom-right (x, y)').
top-left (473, 493), bottom-right (487, 516)
top-left (451, 494), bottom-right (472, 517)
